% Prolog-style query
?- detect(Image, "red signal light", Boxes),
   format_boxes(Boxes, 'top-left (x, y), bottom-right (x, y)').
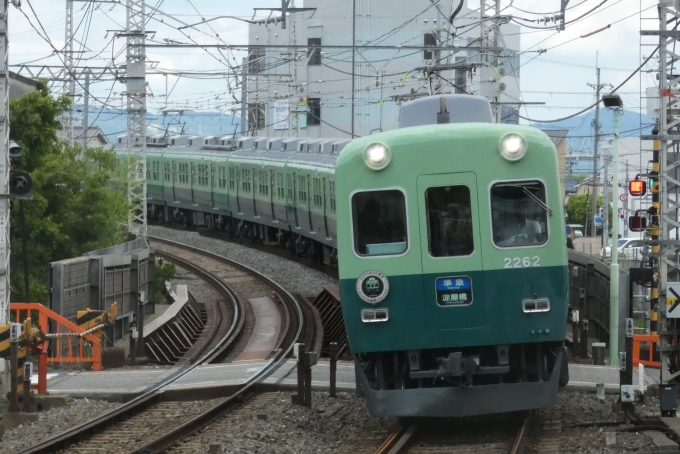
top-left (628, 215), bottom-right (647, 232)
top-left (629, 179), bottom-right (647, 196)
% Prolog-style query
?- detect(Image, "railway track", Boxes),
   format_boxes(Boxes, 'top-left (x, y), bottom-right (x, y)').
top-left (373, 413), bottom-right (534, 454)
top-left (17, 237), bottom-right (307, 454)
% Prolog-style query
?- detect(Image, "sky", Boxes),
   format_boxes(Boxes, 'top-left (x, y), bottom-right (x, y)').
top-left (5, 0), bottom-right (660, 126)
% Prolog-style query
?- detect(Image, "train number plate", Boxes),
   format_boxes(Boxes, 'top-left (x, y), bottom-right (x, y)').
top-left (503, 256), bottom-right (541, 269)
top-left (435, 276), bottom-right (472, 307)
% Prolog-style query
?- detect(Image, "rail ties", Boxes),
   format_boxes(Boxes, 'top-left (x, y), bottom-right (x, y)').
top-left (375, 413), bottom-right (532, 454)
top-left (144, 286), bottom-right (208, 365)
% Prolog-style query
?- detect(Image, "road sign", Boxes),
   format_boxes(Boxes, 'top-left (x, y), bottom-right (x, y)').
top-left (620, 193), bottom-right (628, 202)
top-left (667, 283), bottom-right (680, 318)
top-left (594, 215), bottom-right (602, 227)
top-left (566, 226), bottom-right (572, 235)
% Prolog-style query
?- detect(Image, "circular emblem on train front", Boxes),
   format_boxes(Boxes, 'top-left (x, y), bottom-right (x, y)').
top-left (356, 270), bottom-right (389, 304)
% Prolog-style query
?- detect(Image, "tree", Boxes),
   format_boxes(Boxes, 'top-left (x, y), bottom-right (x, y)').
top-left (9, 86), bottom-right (128, 303)
top-left (565, 194), bottom-right (613, 235)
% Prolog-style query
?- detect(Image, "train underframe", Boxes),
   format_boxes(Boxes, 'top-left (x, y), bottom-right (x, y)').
top-left (148, 203), bottom-right (338, 266)
top-left (355, 341), bottom-right (568, 417)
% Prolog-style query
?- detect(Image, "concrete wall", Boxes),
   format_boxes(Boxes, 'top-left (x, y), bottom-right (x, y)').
top-left (247, 0), bottom-right (521, 137)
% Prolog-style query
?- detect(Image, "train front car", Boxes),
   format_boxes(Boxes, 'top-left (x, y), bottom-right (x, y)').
top-left (336, 120), bottom-right (569, 418)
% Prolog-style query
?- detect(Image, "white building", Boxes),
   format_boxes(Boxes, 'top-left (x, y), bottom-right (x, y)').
top-left (246, 0), bottom-right (521, 138)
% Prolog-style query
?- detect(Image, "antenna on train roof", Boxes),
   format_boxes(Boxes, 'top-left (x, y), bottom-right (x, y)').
top-left (437, 97), bottom-right (450, 124)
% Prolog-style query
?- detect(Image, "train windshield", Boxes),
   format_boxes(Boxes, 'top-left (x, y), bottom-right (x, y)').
top-left (352, 189), bottom-right (408, 256)
top-left (425, 185), bottom-right (474, 257)
top-left (491, 181), bottom-right (548, 248)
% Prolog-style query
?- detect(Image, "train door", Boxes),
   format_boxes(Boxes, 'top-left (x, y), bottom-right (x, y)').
top-left (416, 172), bottom-right (486, 331)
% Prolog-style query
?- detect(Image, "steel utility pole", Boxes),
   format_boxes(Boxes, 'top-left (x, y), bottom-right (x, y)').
top-left (0, 0), bottom-right (12, 325)
top-left (125, 0), bottom-right (148, 237)
top-left (81, 72), bottom-right (89, 157)
top-left (64, 0), bottom-right (74, 146)
top-left (640, 1), bottom-right (680, 409)
top-left (588, 68), bottom-right (602, 237)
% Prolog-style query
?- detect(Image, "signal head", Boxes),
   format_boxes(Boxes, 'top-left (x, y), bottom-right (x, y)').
top-left (629, 179), bottom-right (646, 197)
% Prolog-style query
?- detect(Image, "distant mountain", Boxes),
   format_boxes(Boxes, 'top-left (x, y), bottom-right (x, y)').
top-left (76, 107), bottom-right (242, 141)
top-left (533, 109), bottom-right (655, 139)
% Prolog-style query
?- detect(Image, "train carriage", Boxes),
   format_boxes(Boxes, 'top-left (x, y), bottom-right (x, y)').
top-left (335, 98), bottom-right (568, 417)
top-left (116, 94), bottom-right (569, 419)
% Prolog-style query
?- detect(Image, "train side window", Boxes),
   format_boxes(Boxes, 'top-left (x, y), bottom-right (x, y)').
top-left (298, 175), bottom-right (308, 205)
top-left (259, 170), bottom-right (269, 196)
top-left (491, 180), bottom-right (548, 248)
top-left (287, 174), bottom-right (294, 202)
top-left (329, 180), bottom-right (336, 214)
top-left (277, 172), bottom-right (285, 200)
top-left (242, 168), bottom-right (251, 193)
top-left (164, 162), bottom-right (171, 182)
top-left (312, 177), bottom-right (322, 209)
top-left (229, 167), bottom-right (236, 190)
top-left (352, 190), bottom-right (407, 256)
top-left (425, 185), bottom-right (473, 257)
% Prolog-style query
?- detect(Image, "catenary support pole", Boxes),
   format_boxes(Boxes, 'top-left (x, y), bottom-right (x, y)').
top-left (81, 72), bottom-right (89, 158)
top-left (609, 106), bottom-right (621, 366)
top-left (590, 67), bottom-right (601, 237)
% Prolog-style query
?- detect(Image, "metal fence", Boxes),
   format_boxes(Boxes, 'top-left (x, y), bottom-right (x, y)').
top-left (49, 238), bottom-right (155, 344)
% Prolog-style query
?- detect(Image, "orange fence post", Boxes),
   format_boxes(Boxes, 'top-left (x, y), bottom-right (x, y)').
top-left (633, 334), bottom-right (661, 368)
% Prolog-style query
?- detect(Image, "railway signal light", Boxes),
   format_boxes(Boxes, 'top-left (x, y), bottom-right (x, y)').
top-left (629, 179), bottom-right (647, 196)
top-left (629, 215), bottom-right (647, 232)
top-left (650, 175), bottom-right (659, 193)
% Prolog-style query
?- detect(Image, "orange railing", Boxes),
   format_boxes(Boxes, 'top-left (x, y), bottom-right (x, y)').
top-left (10, 303), bottom-right (103, 373)
top-left (633, 334), bottom-right (661, 368)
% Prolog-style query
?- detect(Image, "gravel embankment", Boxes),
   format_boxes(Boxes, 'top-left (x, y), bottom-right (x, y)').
top-left (0, 390), bottom-right (671, 453)
top-left (556, 389), bottom-right (660, 453)
top-left (0, 398), bottom-right (121, 454)
top-left (149, 225), bottom-right (338, 297)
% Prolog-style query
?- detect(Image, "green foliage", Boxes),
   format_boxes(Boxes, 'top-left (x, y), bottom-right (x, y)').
top-left (565, 194), bottom-right (613, 231)
top-left (155, 262), bottom-right (177, 305)
top-left (9, 86), bottom-right (129, 302)
top-left (571, 174), bottom-right (589, 183)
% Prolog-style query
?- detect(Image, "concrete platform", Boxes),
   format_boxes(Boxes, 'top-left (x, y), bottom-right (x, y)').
top-left (234, 297), bottom-right (281, 361)
top-left (32, 361), bottom-right (660, 399)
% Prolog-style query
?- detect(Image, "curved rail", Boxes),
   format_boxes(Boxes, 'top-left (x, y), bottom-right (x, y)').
top-left (16, 241), bottom-right (248, 454)
top-left (128, 236), bottom-right (305, 453)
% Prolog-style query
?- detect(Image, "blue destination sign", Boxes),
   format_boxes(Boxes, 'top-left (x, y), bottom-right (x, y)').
top-left (435, 276), bottom-right (472, 306)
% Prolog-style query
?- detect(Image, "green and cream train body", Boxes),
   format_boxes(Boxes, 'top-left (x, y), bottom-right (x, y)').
top-left (116, 95), bottom-right (568, 417)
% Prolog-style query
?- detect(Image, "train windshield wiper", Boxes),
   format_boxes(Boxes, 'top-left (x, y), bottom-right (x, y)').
top-left (522, 187), bottom-right (552, 216)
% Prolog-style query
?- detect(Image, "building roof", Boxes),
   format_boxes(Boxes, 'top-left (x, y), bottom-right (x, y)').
top-left (541, 129), bottom-right (569, 147)
top-left (57, 126), bottom-right (112, 147)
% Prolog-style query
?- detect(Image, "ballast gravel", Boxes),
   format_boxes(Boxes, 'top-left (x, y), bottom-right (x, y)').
top-left (149, 225), bottom-right (338, 297)
top-left (0, 398), bottom-right (121, 454)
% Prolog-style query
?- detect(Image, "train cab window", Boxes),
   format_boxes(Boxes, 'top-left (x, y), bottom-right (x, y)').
top-left (425, 185), bottom-right (473, 257)
top-left (491, 180), bottom-right (548, 248)
top-left (352, 190), bottom-right (407, 256)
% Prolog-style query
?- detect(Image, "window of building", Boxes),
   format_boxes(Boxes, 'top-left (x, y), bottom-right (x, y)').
top-left (164, 162), bottom-right (171, 182)
top-left (424, 32), bottom-right (438, 60)
top-left (248, 103), bottom-right (266, 130)
top-left (425, 185), bottom-right (474, 257)
top-left (197, 164), bottom-right (209, 187)
top-left (259, 170), bottom-right (269, 197)
top-left (241, 168), bottom-right (252, 193)
top-left (352, 190), bottom-right (407, 256)
top-left (307, 98), bottom-right (321, 126)
top-left (229, 167), bottom-right (236, 191)
top-left (491, 181), bottom-right (548, 248)
top-left (308, 38), bottom-right (321, 65)
top-left (247, 47), bottom-right (265, 74)
top-left (329, 180), bottom-right (336, 214)
top-left (277, 172), bottom-right (285, 200)
top-left (312, 177), bottom-right (322, 208)
top-left (297, 175), bottom-right (308, 205)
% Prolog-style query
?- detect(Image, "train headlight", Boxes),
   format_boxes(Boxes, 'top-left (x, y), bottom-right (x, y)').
top-left (499, 134), bottom-right (527, 162)
top-left (364, 143), bottom-right (391, 171)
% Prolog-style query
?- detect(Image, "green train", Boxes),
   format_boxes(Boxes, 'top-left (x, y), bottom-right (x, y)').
top-left (116, 94), bottom-right (569, 417)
